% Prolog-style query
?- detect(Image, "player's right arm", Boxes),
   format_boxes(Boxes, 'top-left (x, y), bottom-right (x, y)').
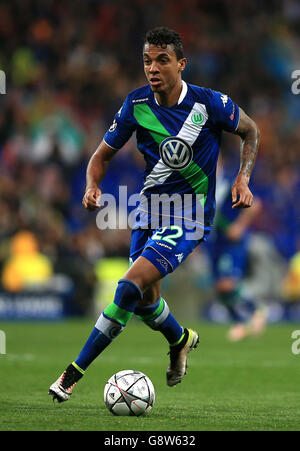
top-left (82, 140), bottom-right (118, 211)
top-left (82, 93), bottom-right (136, 211)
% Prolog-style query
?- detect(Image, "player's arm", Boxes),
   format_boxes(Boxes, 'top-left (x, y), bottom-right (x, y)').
top-left (231, 108), bottom-right (260, 209)
top-left (82, 94), bottom-right (136, 211)
top-left (82, 140), bottom-right (118, 211)
top-left (226, 198), bottom-right (262, 241)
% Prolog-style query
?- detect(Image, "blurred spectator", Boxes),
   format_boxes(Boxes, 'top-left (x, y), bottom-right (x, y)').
top-left (2, 230), bottom-right (53, 292)
top-left (282, 251), bottom-right (300, 301)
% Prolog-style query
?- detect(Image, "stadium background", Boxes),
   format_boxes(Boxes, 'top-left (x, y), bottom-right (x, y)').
top-left (0, 0), bottom-right (300, 322)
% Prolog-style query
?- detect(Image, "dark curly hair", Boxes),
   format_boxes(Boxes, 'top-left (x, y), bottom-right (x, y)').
top-left (144, 27), bottom-right (184, 60)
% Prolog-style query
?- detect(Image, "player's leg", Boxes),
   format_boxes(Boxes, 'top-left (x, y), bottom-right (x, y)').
top-left (216, 275), bottom-right (267, 341)
top-left (128, 228), bottom-right (191, 348)
top-left (49, 256), bottom-right (161, 402)
top-left (49, 227), bottom-right (200, 400)
top-left (248, 308), bottom-right (267, 337)
top-left (129, 228), bottom-right (200, 386)
top-left (212, 239), bottom-right (262, 341)
top-left (127, 266), bottom-right (185, 347)
top-left (135, 281), bottom-right (184, 345)
top-left (216, 277), bottom-right (249, 341)
top-left (134, 284), bottom-right (199, 386)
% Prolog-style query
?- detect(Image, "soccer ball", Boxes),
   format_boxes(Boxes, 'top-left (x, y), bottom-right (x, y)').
top-left (104, 370), bottom-right (155, 416)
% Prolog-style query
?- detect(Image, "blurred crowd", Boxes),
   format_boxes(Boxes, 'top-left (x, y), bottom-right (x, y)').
top-left (0, 0), bottom-right (300, 313)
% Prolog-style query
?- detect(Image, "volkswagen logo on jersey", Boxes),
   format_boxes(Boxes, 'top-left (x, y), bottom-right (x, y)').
top-left (159, 136), bottom-right (193, 170)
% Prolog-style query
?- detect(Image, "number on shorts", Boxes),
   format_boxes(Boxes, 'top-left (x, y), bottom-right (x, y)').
top-left (152, 225), bottom-right (183, 246)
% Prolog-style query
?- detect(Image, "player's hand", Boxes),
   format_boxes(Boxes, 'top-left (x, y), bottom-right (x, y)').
top-left (82, 187), bottom-right (101, 211)
top-left (231, 175), bottom-right (253, 209)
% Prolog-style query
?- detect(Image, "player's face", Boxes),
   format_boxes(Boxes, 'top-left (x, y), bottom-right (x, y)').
top-left (143, 43), bottom-right (186, 94)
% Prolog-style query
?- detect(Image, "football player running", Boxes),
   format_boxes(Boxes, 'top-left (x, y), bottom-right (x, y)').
top-left (49, 27), bottom-right (260, 402)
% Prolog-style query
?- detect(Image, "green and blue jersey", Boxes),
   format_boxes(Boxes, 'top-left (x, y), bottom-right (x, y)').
top-left (104, 81), bottom-right (239, 234)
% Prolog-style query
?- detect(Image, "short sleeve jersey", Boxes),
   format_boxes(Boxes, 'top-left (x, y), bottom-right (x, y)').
top-left (104, 81), bottom-right (239, 234)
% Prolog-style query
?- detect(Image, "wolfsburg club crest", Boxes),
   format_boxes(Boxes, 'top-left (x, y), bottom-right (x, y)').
top-left (159, 136), bottom-right (193, 170)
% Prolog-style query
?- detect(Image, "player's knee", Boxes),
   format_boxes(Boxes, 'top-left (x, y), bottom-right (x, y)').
top-left (115, 278), bottom-right (143, 305)
top-left (122, 274), bottom-right (146, 294)
top-left (138, 284), bottom-right (161, 306)
top-left (123, 257), bottom-right (162, 294)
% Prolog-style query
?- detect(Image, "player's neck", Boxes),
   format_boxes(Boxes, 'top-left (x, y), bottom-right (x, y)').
top-left (154, 80), bottom-right (183, 107)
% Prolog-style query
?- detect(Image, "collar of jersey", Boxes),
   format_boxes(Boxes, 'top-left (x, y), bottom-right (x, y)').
top-left (153, 80), bottom-right (187, 107)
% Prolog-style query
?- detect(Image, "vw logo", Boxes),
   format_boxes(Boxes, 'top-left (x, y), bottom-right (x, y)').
top-left (159, 136), bottom-right (193, 170)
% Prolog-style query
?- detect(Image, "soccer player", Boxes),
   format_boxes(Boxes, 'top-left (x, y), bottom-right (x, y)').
top-left (49, 27), bottom-right (260, 402)
top-left (207, 161), bottom-right (266, 341)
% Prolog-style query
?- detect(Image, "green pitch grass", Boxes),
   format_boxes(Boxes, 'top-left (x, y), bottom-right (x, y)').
top-left (0, 319), bottom-right (299, 431)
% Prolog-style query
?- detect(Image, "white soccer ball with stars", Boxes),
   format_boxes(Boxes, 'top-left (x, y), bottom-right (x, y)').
top-left (104, 370), bottom-right (155, 416)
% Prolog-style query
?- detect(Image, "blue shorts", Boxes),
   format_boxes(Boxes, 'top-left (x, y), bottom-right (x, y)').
top-left (130, 226), bottom-right (206, 277)
top-left (210, 237), bottom-right (248, 280)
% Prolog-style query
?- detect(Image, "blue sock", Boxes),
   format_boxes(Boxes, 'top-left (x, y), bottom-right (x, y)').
top-left (135, 297), bottom-right (184, 345)
top-left (74, 327), bottom-right (111, 371)
top-left (75, 279), bottom-right (142, 371)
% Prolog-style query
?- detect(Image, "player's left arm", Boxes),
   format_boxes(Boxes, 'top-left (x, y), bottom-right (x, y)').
top-left (231, 108), bottom-right (260, 209)
top-left (226, 198), bottom-right (262, 241)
